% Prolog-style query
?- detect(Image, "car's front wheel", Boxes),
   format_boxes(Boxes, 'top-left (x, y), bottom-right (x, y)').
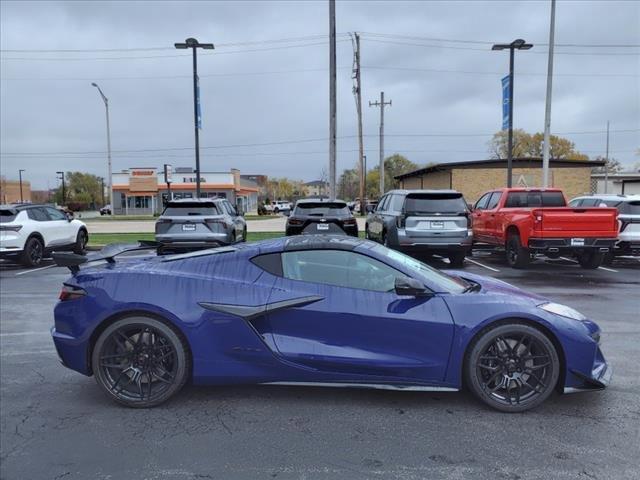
top-left (92, 316), bottom-right (190, 408)
top-left (465, 323), bottom-right (560, 412)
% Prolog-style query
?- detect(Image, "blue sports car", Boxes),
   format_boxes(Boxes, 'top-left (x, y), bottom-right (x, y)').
top-left (51, 236), bottom-right (610, 412)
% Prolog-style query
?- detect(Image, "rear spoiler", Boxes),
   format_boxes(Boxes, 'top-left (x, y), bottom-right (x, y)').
top-left (52, 240), bottom-right (162, 274)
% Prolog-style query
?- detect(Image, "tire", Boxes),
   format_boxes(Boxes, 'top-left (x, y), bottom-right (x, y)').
top-left (20, 236), bottom-right (44, 267)
top-left (73, 229), bottom-right (88, 254)
top-left (577, 251), bottom-right (603, 269)
top-left (602, 251), bottom-right (614, 266)
top-left (365, 224), bottom-right (370, 240)
top-left (465, 322), bottom-right (560, 413)
top-left (506, 233), bottom-right (530, 269)
top-left (274, 208), bottom-right (279, 214)
top-left (92, 316), bottom-right (190, 408)
top-left (448, 251), bottom-right (466, 268)
top-left (382, 231), bottom-right (389, 247)
top-left (240, 227), bottom-right (247, 242)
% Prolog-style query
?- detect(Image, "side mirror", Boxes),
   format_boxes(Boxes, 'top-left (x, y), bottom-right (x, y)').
top-left (394, 277), bottom-right (430, 297)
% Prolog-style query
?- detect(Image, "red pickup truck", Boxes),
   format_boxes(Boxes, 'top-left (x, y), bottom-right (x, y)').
top-left (471, 188), bottom-right (618, 269)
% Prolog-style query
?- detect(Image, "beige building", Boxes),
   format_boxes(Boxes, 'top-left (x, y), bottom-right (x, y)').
top-left (304, 180), bottom-right (329, 197)
top-left (395, 158), bottom-right (605, 203)
top-left (0, 177), bottom-right (31, 204)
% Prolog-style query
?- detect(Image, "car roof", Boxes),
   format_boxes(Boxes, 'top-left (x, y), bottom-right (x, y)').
top-left (165, 198), bottom-right (223, 205)
top-left (295, 198), bottom-right (348, 205)
top-left (385, 189), bottom-right (462, 196)
top-left (572, 194), bottom-right (640, 201)
top-left (1, 203), bottom-right (55, 211)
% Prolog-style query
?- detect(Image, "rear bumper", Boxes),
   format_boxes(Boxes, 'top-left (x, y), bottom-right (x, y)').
top-left (396, 229), bottom-right (473, 251)
top-left (51, 327), bottom-right (90, 376)
top-left (528, 237), bottom-right (617, 253)
top-left (156, 233), bottom-right (230, 247)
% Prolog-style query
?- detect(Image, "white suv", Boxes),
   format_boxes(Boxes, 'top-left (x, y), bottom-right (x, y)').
top-left (265, 200), bottom-right (292, 214)
top-left (0, 204), bottom-right (89, 267)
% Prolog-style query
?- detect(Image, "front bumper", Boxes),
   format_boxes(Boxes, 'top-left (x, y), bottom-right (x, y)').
top-left (564, 346), bottom-right (612, 393)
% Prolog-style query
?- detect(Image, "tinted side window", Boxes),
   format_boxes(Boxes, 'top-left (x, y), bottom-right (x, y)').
top-left (45, 207), bottom-right (67, 220)
top-left (377, 196), bottom-right (389, 212)
top-left (390, 195), bottom-right (404, 212)
top-left (281, 250), bottom-right (403, 292)
top-left (580, 198), bottom-right (599, 207)
top-left (486, 192), bottom-right (502, 210)
top-left (27, 208), bottom-right (49, 221)
top-left (475, 193), bottom-right (492, 210)
top-left (251, 253), bottom-right (283, 276)
top-left (568, 199), bottom-right (582, 207)
top-left (223, 201), bottom-right (237, 216)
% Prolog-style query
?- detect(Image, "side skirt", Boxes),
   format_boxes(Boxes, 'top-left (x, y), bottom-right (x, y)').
top-left (260, 381), bottom-right (458, 392)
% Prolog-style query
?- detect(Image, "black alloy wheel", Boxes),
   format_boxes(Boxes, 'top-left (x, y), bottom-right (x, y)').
top-left (20, 237), bottom-right (44, 267)
top-left (73, 229), bottom-right (88, 254)
top-left (465, 323), bottom-right (559, 412)
top-left (92, 316), bottom-right (189, 408)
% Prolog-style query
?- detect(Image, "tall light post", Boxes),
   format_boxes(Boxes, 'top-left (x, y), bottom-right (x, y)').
top-left (56, 171), bottom-right (66, 205)
top-left (18, 169), bottom-right (25, 203)
top-left (91, 82), bottom-right (114, 213)
top-left (492, 39), bottom-right (533, 187)
top-left (174, 37), bottom-right (214, 199)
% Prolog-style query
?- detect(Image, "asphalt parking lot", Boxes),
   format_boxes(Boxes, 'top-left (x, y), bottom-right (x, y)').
top-left (1, 252), bottom-right (639, 480)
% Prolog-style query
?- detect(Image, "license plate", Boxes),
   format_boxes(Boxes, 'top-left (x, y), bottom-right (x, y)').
top-left (316, 224), bottom-right (330, 231)
top-left (431, 221), bottom-right (445, 229)
top-left (571, 238), bottom-right (585, 246)
top-left (182, 224), bottom-right (196, 231)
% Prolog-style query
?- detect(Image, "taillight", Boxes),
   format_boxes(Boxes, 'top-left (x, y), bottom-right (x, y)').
top-left (288, 218), bottom-right (304, 226)
top-left (59, 285), bottom-right (86, 301)
top-left (396, 214), bottom-right (406, 228)
top-left (0, 225), bottom-right (22, 232)
top-left (466, 214), bottom-right (473, 229)
top-left (205, 219), bottom-right (227, 227)
top-left (343, 218), bottom-right (356, 226)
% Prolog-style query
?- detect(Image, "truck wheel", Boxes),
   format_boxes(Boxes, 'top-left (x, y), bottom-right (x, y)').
top-left (506, 234), bottom-right (530, 269)
top-left (448, 251), bottom-right (466, 268)
top-left (577, 251), bottom-right (603, 269)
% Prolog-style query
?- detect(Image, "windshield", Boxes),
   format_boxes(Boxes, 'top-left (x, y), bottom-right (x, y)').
top-left (371, 244), bottom-right (467, 294)
top-left (162, 202), bottom-right (220, 216)
top-left (295, 202), bottom-right (350, 217)
top-left (404, 193), bottom-right (467, 214)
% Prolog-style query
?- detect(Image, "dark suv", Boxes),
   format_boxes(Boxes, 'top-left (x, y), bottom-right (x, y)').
top-left (286, 198), bottom-right (358, 237)
top-left (365, 190), bottom-right (472, 266)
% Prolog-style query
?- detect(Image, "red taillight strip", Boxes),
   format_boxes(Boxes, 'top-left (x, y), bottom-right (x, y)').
top-left (59, 285), bottom-right (86, 301)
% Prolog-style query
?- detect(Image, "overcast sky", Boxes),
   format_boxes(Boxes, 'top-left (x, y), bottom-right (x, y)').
top-left (1, 0), bottom-right (638, 189)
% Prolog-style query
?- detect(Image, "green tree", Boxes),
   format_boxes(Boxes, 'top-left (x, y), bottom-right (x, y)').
top-left (338, 168), bottom-right (358, 200)
top-left (53, 171), bottom-right (103, 209)
top-left (488, 130), bottom-right (589, 160)
top-left (383, 154), bottom-right (418, 190)
top-left (591, 156), bottom-right (623, 173)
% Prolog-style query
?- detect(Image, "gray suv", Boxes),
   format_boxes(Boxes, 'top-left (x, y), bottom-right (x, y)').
top-left (365, 190), bottom-right (472, 266)
top-left (155, 198), bottom-right (246, 252)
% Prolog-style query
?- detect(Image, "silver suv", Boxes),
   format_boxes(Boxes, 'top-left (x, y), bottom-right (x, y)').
top-left (365, 190), bottom-right (472, 266)
top-left (569, 194), bottom-right (640, 258)
top-left (155, 198), bottom-right (246, 252)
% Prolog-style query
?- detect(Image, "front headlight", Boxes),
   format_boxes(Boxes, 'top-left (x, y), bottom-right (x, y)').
top-left (538, 302), bottom-right (587, 321)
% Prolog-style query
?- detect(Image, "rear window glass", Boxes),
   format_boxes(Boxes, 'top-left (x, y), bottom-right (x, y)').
top-left (403, 193), bottom-right (467, 214)
top-left (295, 202), bottom-right (350, 216)
top-left (618, 201), bottom-right (640, 215)
top-left (0, 209), bottom-right (17, 222)
top-left (162, 202), bottom-right (220, 216)
top-left (505, 191), bottom-right (566, 208)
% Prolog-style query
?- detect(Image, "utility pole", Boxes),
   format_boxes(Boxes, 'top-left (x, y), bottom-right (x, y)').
top-left (328, 0), bottom-right (337, 200)
top-left (492, 39), bottom-right (533, 187)
top-left (18, 169), bottom-right (25, 203)
top-left (542, 0), bottom-right (556, 188)
top-left (56, 171), bottom-right (65, 205)
top-left (91, 82), bottom-right (114, 213)
top-left (604, 121), bottom-right (610, 193)
top-left (369, 92), bottom-right (391, 196)
top-left (351, 32), bottom-right (365, 214)
top-left (175, 38), bottom-right (214, 199)
top-left (100, 177), bottom-right (105, 206)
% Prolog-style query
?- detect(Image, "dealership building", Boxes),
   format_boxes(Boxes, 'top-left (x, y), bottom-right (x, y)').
top-left (395, 158), bottom-right (606, 202)
top-left (112, 167), bottom-right (260, 215)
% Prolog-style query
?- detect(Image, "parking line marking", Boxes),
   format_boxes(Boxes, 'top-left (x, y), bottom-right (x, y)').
top-left (1, 349), bottom-right (56, 357)
top-left (464, 257), bottom-right (500, 272)
top-left (559, 256), bottom-right (618, 273)
top-left (15, 264), bottom-right (56, 276)
top-left (0, 331), bottom-right (50, 337)
top-left (559, 256), bottom-right (578, 263)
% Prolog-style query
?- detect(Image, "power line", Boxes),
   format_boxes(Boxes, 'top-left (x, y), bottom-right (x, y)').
top-left (362, 65), bottom-right (639, 78)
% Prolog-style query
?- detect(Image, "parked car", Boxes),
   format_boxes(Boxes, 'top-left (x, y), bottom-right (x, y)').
top-left (286, 198), bottom-right (358, 237)
top-left (472, 188), bottom-right (619, 269)
top-left (365, 190), bottom-right (472, 267)
top-left (100, 204), bottom-right (112, 216)
top-left (265, 201), bottom-right (292, 215)
top-left (52, 235), bottom-right (610, 412)
top-left (0, 204), bottom-right (88, 267)
top-left (568, 194), bottom-right (640, 259)
top-left (155, 198), bottom-right (246, 252)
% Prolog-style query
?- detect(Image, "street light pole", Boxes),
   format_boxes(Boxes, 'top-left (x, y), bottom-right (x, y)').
top-left (18, 169), bottom-right (25, 203)
top-left (56, 171), bottom-right (66, 205)
top-left (492, 39), bottom-right (533, 187)
top-left (542, 0), bottom-right (556, 188)
top-left (175, 38), bottom-right (214, 199)
top-left (91, 82), bottom-right (114, 214)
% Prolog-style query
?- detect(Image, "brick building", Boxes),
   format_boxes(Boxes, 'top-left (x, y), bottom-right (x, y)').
top-left (0, 177), bottom-right (31, 204)
top-left (395, 158), bottom-right (605, 202)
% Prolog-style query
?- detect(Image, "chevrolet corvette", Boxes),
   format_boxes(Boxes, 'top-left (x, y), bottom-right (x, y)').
top-left (51, 236), bottom-right (610, 412)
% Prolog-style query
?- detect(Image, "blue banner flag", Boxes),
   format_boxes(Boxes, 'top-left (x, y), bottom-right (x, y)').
top-left (196, 75), bottom-right (202, 129)
top-left (501, 75), bottom-right (510, 130)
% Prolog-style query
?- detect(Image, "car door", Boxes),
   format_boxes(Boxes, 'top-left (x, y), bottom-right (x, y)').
top-left (263, 249), bottom-right (455, 383)
top-left (223, 201), bottom-right (244, 240)
top-left (471, 193), bottom-right (492, 242)
top-left (483, 192), bottom-right (503, 239)
top-left (43, 207), bottom-right (75, 245)
top-left (369, 195), bottom-right (389, 241)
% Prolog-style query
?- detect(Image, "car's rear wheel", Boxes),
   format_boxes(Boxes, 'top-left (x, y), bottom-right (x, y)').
top-left (92, 316), bottom-right (190, 408)
top-left (448, 251), bottom-right (466, 268)
top-left (20, 236), bottom-right (44, 267)
top-left (240, 227), bottom-right (247, 242)
top-left (506, 233), bottom-right (530, 269)
top-left (465, 323), bottom-right (559, 412)
top-left (577, 251), bottom-right (604, 269)
top-left (73, 229), bottom-right (88, 254)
